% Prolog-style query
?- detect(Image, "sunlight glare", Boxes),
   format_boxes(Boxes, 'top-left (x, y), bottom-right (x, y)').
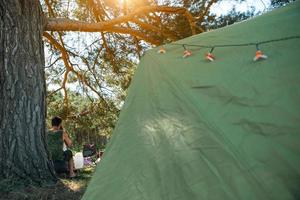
top-left (119, 0), bottom-right (139, 6)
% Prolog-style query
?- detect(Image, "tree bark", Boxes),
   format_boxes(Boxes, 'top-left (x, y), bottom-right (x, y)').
top-left (0, 0), bottom-right (56, 186)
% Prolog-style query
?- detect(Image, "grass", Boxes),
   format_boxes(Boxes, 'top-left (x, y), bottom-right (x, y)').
top-left (0, 167), bottom-right (95, 200)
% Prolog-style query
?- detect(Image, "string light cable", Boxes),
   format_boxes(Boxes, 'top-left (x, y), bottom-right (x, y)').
top-left (158, 35), bottom-right (300, 62)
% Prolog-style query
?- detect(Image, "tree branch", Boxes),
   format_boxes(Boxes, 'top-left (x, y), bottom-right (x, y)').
top-left (45, 6), bottom-right (197, 40)
top-left (130, 18), bottom-right (178, 41)
top-left (43, 32), bottom-right (111, 109)
top-left (46, 19), bottom-right (160, 45)
top-left (196, 0), bottom-right (217, 22)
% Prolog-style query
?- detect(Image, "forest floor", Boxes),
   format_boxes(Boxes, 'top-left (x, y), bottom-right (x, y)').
top-left (0, 166), bottom-right (95, 200)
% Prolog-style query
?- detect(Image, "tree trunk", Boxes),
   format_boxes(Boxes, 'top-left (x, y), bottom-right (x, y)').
top-left (0, 0), bottom-right (56, 186)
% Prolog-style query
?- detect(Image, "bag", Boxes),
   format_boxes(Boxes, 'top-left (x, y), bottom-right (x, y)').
top-left (83, 144), bottom-right (96, 157)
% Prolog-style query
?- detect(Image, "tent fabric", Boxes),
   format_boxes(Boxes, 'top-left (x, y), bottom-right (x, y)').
top-left (83, 2), bottom-right (300, 200)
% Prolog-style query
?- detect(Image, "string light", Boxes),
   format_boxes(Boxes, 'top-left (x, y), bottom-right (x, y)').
top-left (182, 45), bottom-right (192, 58)
top-left (253, 44), bottom-right (267, 61)
top-left (157, 36), bottom-right (300, 62)
top-left (157, 46), bottom-right (166, 54)
top-left (205, 47), bottom-right (215, 62)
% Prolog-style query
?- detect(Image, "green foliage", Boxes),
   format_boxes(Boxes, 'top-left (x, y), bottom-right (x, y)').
top-left (47, 90), bottom-right (119, 151)
top-left (209, 7), bottom-right (256, 30)
top-left (271, 0), bottom-right (295, 7)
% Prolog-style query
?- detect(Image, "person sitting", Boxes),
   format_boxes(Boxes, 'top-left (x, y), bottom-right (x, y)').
top-left (47, 116), bottom-right (76, 178)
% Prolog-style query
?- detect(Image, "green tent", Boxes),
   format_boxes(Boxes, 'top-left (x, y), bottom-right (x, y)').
top-left (83, 2), bottom-right (300, 200)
